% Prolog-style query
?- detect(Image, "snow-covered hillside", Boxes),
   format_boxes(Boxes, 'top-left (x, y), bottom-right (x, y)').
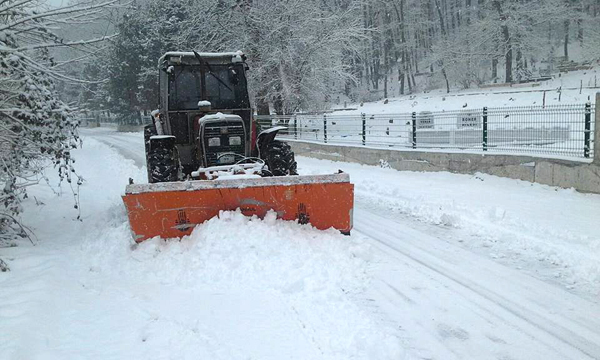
top-left (334, 69), bottom-right (599, 115)
top-left (1, 128), bottom-right (599, 359)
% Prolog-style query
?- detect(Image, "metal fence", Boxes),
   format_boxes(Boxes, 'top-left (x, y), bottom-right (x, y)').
top-left (256, 103), bottom-right (595, 160)
top-left (75, 113), bottom-right (153, 126)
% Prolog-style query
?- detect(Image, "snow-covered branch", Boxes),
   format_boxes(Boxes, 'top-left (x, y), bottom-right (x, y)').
top-left (5, 34), bottom-right (117, 52)
top-left (0, 0), bottom-right (121, 32)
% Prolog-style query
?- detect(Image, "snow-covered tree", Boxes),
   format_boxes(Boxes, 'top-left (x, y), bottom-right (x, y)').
top-left (103, 0), bottom-right (223, 121)
top-left (102, 0), bottom-right (363, 115)
top-left (225, 0), bottom-right (364, 113)
top-left (99, 0), bottom-right (600, 113)
top-left (0, 0), bottom-right (118, 251)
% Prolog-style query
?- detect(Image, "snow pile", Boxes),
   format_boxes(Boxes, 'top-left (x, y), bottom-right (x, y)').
top-left (87, 211), bottom-right (365, 292)
top-left (80, 210), bottom-right (404, 359)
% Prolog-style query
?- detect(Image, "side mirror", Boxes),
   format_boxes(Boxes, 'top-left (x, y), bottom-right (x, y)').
top-left (228, 67), bottom-right (240, 85)
top-left (163, 65), bottom-right (175, 79)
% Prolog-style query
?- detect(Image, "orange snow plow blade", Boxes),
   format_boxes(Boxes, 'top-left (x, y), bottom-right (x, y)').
top-left (122, 173), bottom-right (354, 242)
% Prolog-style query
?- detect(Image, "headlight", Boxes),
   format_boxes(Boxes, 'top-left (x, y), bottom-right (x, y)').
top-left (229, 136), bottom-right (241, 146)
top-left (208, 137), bottom-right (220, 147)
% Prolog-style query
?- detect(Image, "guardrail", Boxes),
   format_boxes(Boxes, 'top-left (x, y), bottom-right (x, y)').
top-left (257, 103), bottom-right (595, 160)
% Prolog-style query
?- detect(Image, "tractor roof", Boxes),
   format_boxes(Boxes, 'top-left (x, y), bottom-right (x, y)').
top-left (159, 51), bottom-right (246, 66)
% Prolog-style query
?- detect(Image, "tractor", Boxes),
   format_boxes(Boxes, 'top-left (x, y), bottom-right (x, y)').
top-left (145, 50), bottom-right (296, 182)
top-left (122, 51), bottom-right (353, 242)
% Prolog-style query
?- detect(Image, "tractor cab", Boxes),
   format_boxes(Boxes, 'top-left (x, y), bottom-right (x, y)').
top-left (152, 51), bottom-right (253, 176)
top-left (159, 51), bottom-right (250, 112)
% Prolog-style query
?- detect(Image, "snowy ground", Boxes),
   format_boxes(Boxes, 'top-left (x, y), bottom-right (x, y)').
top-left (1, 127), bottom-right (600, 359)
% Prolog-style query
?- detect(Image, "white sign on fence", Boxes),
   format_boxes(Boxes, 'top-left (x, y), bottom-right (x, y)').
top-left (456, 111), bottom-right (481, 128)
top-left (417, 111), bottom-right (434, 129)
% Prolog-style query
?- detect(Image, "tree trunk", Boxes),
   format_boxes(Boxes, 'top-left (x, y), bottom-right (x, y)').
top-left (273, 94), bottom-right (284, 115)
top-left (400, 69), bottom-right (405, 95)
top-left (505, 40), bottom-right (512, 83)
top-left (465, 0), bottom-right (471, 25)
top-left (370, 5), bottom-right (380, 91)
top-left (413, 48), bottom-right (420, 74)
top-left (407, 59), bottom-right (413, 93)
top-left (384, 75), bottom-right (388, 98)
top-left (493, 0), bottom-right (512, 83)
top-left (435, 0), bottom-right (447, 36)
top-left (436, 0), bottom-right (449, 91)
top-left (516, 48), bottom-right (522, 82)
top-left (393, 0), bottom-right (408, 95)
top-left (383, 7), bottom-right (391, 99)
top-left (449, 0), bottom-right (456, 31)
top-left (456, 0), bottom-right (461, 28)
top-left (442, 68), bottom-right (450, 93)
top-left (256, 89), bottom-right (270, 115)
top-left (362, 3), bottom-right (371, 90)
top-left (564, 20), bottom-right (569, 59)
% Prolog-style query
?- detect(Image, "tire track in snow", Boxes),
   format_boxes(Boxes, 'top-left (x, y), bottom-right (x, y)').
top-left (355, 209), bottom-right (600, 359)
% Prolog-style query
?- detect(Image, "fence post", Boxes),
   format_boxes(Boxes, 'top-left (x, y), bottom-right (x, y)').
top-left (595, 93), bottom-right (600, 164)
top-left (294, 114), bottom-right (298, 140)
top-left (323, 114), bottom-right (327, 144)
top-left (584, 102), bottom-right (591, 158)
top-left (361, 113), bottom-right (366, 146)
top-left (411, 112), bottom-right (417, 149)
top-left (483, 107), bottom-right (488, 152)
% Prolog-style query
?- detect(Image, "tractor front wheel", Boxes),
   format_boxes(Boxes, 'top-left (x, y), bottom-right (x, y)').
top-left (264, 141), bottom-right (298, 176)
top-left (146, 136), bottom-right (178, 183)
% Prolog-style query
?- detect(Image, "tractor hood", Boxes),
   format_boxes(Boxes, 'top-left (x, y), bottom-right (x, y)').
top-left (198, 112), bottom-right (243, 125)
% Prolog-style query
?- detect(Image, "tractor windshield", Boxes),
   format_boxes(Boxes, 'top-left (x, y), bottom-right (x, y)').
top-left (168, 65), bottom-right (249, 111)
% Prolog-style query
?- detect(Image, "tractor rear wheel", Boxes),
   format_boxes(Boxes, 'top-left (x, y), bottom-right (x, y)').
top-left (264, 140), bottom-right (298, 176)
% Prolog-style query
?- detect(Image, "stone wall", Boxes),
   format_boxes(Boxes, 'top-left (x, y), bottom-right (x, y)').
top-left (288, 138), bottom-right (600, 194)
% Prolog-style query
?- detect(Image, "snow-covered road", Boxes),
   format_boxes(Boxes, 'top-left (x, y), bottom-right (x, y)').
top-left (1, 127), bottom-right (599, 359)
top-left (356, 209), bottom-right (600, 359)
top-left (86, 127), bottom-right (146, 167)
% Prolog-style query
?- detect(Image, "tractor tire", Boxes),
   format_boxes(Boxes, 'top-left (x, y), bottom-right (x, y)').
top-left (144, 124), bottom-right (157, 182)
top-left (146, 138), bottom-right (178, 183)
top-left (264, 140), bottom-right (298, 176)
